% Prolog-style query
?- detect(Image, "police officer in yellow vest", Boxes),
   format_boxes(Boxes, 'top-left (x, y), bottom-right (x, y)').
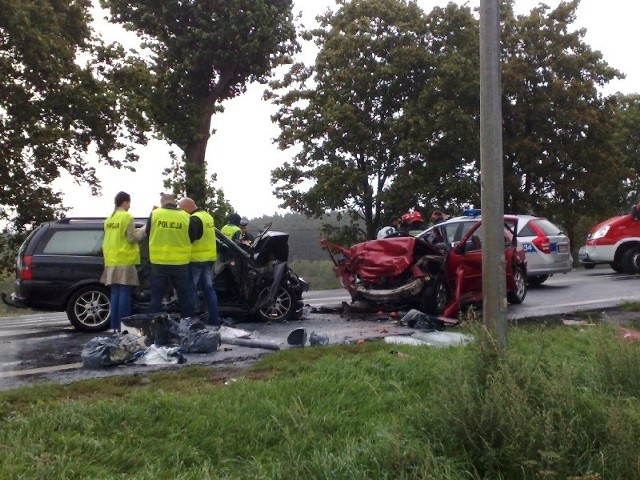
top-left (101, 191), bottom-right (145, 333)
top-left (221, 212), bottom-right (242, 242)
top-left (145, 193), bottom-right (197, 318)
top-left (178, 197), bottom-right (220, 326)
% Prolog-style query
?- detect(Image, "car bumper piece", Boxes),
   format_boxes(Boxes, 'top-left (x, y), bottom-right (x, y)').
top-left (353, 277), bottom-right (428, 302)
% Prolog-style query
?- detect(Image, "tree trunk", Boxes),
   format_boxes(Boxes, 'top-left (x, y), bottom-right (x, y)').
top-left (184, 112), bottom-right (212, 206)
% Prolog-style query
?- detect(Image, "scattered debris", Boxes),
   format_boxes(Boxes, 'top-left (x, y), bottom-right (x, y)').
top-left (618, 327), bottom-right (640, 341)
top-left (411, 331), bottom-right (474, 347)
top-left (221, 337), bottom-right (280, 351)
top-left (384, 331), bottom-right (473, 347)
top-left (287, 328), bottom-right (308, 347)
top-left (218, 325), bottom-right (253, 339)
top-left (398, 308), bottom-right (459, 330)
top-left (562, 319), bottom-right (596, 326)
top-left (136, 345), bottom-right (186, 365)
top-left (81, 333), bottom-right (146, 368)
top-left (309, 331), bottom-right (329, 346)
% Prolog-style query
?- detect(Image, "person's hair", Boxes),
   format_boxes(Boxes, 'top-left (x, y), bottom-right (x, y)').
top-left (228, 213), bottom-right (241, 226)
top-left (431, 210), bottom-right (444, 219)
top-left (160, 193), bottom-right (176, 206)
top-left (114, 191), bottom-right (131, 208)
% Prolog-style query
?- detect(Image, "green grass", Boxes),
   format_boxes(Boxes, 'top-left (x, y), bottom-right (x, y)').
top-left (1, 321), bottom-right (640, 479)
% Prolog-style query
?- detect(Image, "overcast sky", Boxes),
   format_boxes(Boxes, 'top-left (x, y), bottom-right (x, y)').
top-left (61, 0), bottom-right (640, 220)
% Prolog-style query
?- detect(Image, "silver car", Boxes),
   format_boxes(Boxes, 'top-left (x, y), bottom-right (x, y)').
top-left (418, 211), bottom-right (572, 287)
top-left (515, 215), bottom-right (573, 286)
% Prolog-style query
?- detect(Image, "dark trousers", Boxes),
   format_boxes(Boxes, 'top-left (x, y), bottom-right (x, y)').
top-left (190, 261), bottom-right (220, 325)
top-left (149, 263), bottom-right (196, 318)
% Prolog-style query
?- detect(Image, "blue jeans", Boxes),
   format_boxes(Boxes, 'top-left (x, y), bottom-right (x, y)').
top-left (190, 261), bottom-right (219, 325)
top-left (110, 284), bottom-right (132, 331)
top-left (149, 264), bottom-right (196, 318)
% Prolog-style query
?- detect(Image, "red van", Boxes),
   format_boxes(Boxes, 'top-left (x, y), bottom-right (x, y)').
top-left (578, 204), bottom-right (640, 273)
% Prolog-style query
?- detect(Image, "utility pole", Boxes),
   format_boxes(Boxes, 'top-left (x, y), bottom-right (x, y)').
top-left (480, 0), bottom-right (507, 351)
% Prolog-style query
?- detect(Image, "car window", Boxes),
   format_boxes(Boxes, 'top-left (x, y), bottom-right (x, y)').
top-left (464, 224), bottom-right (483, 252)
top-left (518, 221), bottom-right (536, 237)
top-left (458, 221), bottom-right (477, 240)
top-left (440, 223), bottom-right (459, 244)
top-left (42, 230), bottom-right (104, 255)
top-left (530, 219), bottom-right (563, 236)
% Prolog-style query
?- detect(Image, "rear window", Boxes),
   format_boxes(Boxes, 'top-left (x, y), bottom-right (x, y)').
top-left (42, 230), bottom-right (104, 255)
top-left (18, 227), bottom-right (40, 256)
top-left (523, 219), bottom-right (563, 236)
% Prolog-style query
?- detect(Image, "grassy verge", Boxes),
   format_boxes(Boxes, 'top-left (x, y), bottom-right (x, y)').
top-left (1, 321), bottom-right (640, 479)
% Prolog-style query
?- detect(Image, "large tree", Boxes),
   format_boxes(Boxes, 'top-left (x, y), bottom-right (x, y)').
top-left (269, 0), bottom-right (454, 240)
top-left (270, 0), bottom-right (627, 247)
top-left (0, 0), bottom-right (149, 229)
top-left (612, 93), bottom-right (640, 206)
top-left (99, 0), bottom-right (299, 205)
top-left (0, 0), bottom-right (150, 272)
top-left (500, 0), bottom-right (624, 245)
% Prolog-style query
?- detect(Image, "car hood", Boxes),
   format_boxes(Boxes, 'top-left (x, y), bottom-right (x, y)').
top-left (589, 214), bottom-right (630, 233)
top-left (322, 237), bottom-right (442, 283)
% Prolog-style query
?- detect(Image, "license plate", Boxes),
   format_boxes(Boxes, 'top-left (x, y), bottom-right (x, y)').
top-left (557, 243), bottom-right (569, 254)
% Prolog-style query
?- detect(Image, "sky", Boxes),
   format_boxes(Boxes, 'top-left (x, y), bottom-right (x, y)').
top-left (61, 0), bottom-right (640, 220)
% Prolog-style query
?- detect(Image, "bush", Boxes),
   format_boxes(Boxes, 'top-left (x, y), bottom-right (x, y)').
top-left (289, 259), bottom-right (342, 290)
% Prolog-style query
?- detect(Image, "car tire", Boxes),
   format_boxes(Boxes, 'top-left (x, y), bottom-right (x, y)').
top-left (66, 285), bottom-right (111, 332)
top-left (610, 261), bottom-right (624, 273)
top-left (527, 275), bottom-right (549, 287)
top-left (583, 263), bottom-right (596, 270)
top-left (507, 266), bottom-right (527, 304)
top-left (257, 286), bottom-right (295, 321)
top-left (620, 247), bottom-right (640, 274)
top-left (421, 274), bottom-right (448, 315)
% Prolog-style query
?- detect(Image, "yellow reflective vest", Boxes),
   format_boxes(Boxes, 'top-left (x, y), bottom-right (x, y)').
top-left (221, 223), bottom-right (241, 240)
top-left (149, 207), bottom-right (191, 265)
top-left (103, 210), bottom-right (140, 267)
top-left (191, 210), bottom-right (217, 262)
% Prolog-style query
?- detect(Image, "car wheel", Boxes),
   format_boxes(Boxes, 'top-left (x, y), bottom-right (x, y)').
top-left (620, 247), bottom-right (640, 274)
top-left (610, 261), bottom-right (624, 273)
top-left (257, 286), bottom-right (295, 321)
top-left (527, 275), bottom-right (549, 287)
top-left (583, 263), bottom-right (596, 270)
top-left (66, 285), bottom-right (111, 332)
top-left (507, 267), bottom-right (527, 304)
top-left (421, 274), bottom-right (448, 315)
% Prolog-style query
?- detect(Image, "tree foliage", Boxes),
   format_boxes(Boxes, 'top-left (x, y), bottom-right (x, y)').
top-left (612, 93), bottom-right (640, 206)
top-left (161, 153), bottom-right (233, 229)
top-left (0, 0), bottom-right (150, 229)
top-left (0, 0), bottom-right (153, 273)
top-left (500, 0), bottom-right (624, 244)
top-left (99, 0), bottom-right (300, 206)
top-left (269, 0), bottom-right (440, 241)
top-left (269, 0), bottom-right (628, 249)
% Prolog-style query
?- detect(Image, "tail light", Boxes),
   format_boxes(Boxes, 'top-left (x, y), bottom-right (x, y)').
top-left (532, 236), bottom-right (551, 254)
top-left (17, 255), bottom-right (33, 280)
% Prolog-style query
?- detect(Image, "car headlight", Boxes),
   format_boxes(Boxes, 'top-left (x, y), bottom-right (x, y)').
top-left (591, 225), bottom-right (610, 240)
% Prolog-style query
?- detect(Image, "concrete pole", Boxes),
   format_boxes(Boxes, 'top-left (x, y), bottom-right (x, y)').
top-left (480, 0), bottom-right (507, 350)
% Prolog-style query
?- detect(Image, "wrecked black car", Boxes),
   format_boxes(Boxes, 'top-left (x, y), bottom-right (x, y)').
top-left (2, 218), bottom-right (309, 332)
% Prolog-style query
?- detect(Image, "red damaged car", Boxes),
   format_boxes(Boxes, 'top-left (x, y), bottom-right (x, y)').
top-left (321, 215), bottom-right (527, 318)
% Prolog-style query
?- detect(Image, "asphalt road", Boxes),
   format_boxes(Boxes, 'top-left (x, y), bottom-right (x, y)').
top-left (1, 266), bottom-right (638, 390)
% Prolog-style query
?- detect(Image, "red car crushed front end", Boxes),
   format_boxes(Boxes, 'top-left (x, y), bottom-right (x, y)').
top-left (321, 217), bottom-right (527, 320)
top-left (321, 236), bottom-right (453, 316)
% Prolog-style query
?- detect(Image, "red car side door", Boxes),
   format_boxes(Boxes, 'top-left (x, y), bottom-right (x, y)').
top-left (446, 222), bottom-right (484, 299)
